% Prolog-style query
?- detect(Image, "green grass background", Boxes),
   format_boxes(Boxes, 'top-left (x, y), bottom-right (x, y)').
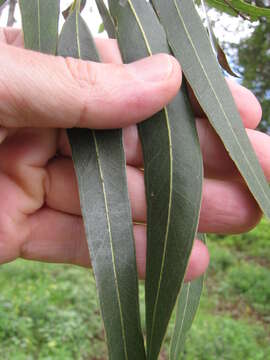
top-left (0, 219), bottom-right (269, 359)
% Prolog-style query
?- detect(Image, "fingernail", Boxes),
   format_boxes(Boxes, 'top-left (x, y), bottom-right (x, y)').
top-left (127, 54), bottom-right (174, 82)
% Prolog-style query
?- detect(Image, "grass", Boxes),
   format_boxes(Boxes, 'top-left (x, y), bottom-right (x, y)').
top-left (0, 219), bottom-right (270, 359)
top-left (0, 262), bottom-right (106, 359)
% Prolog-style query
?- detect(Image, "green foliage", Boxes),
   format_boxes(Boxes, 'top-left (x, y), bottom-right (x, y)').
top-left (209, 218), bottom-right (270, 262)
top-left (224, 263), bottom-right (270, 315)
top-left (184, 315), bottom-right (270, 360)
top-left (237, 21), bottom-right (270, 132)
top-left (1, 257), bottom-right (270, 359)
top-left (0, 261), bottom-right (106, 359)
top-left (208, 222), bottom-right (270, 317)
top-left (207, 241), bottom-right (238, 274)
top-left (1, 217), bottom-right (270, 359)
top-left (205, 0), bottom-right (270, 20)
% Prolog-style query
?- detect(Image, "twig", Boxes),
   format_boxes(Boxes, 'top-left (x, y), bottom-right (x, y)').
top-left (223, 0), bottom-right (250, 20)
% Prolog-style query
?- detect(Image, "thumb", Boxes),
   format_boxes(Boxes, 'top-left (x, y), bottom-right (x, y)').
top-left (0, 44), bottom-right (181, 129)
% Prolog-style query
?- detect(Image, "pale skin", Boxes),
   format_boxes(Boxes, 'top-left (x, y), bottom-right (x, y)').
top-left (0, 28), bottom-right (269, 282)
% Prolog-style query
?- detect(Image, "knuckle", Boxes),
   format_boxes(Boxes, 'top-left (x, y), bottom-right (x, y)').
top-left (64, 56), bottom-right (98, 88)
top-left (63, 57), bottom-right (99, 127)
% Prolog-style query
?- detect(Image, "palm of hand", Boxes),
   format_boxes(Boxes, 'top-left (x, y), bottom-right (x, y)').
top-left (0, 27), bottom-right (268, 281)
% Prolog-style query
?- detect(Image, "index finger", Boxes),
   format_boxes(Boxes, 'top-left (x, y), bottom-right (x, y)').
top-left (0, 43), bottom-right (181, 129)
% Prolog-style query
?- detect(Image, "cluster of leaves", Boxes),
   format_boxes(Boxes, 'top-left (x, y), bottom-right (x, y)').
top-left (237, 19), bottom-right (270, 132)
top-left (3, 0), bottom-right (269, 359)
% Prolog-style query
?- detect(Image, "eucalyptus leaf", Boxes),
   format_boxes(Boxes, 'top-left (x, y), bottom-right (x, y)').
top-left (152, 0), bottom-right (270, 219)
top-left (170, 278), bottom-right (204, 359)
top-left (19, 0), bottom-right (59, 54)
top-left (58, 6), bottom-right (145, 360)
top-left (95, 0), bottom-right (116, 38)
top-left (62, 0), bottom-right (86, 20)
top-left (108, 1), bottom-right (203, 359)
top-left (170, 233), bottom-right (206, 359)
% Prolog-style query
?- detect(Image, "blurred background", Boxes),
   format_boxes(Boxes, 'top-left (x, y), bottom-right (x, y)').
top-left (0, 1), bottom-right (269, 359)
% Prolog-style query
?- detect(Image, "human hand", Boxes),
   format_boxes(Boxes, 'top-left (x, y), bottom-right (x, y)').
top-left (0, 28), bottom-right (268, 282)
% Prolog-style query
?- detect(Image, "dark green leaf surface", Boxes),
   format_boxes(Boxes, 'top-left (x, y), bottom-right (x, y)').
top-left (206, 0), bottom-right (270, 20)
top-left (95, 0), bottom-right (116, 39)
top-left (19, 0), bottom-right (59, 54)
top-left (152, 0), bottom-right (270, 219)
top-left (170, 233), bottom-right (206, 359)
top-left (58, 7), bottom-right (145, 360)
top-left (108, 1), bottom-right (203, 359)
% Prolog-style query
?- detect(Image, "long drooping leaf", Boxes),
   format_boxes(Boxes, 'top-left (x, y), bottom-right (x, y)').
top-left (108, 1), bottom-right (203, 359)
top-left (58, 6), bottom-right (145, 360)
top-left (95, 0), bottom-right (116, 39)
top-left (19, 0), bottom-right (59, 54)
top-left (170, 233), bottom-right (206, 359)
top-left (152, 0), bottom-right (270, 219)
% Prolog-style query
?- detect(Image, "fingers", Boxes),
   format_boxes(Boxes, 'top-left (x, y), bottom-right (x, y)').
top-left (196, 121), bottom-right (270, 180)
top-left (0, 29), bottom-right (261, 132)
top-left (188, 79), bottom-right (262, 129)
top-left (198, 179), bottom-right (261, 234)
top-left (57, 127), bottom-right (144, 168)
top-left (184, 239), bottom-right (210, 282)
top-left (21, 207), bottom-right (209, 281)
top-left (120, 115), bottom-right (270, 177)
top-left (96, 37), bottom-right (262, 131)
top-left (123, 125), bottom-right (143, 167)
top-left (0, 28), bottom-right (23, 46)
top-left (45, 157), bottom-right (81, 215)
top-left (0, 43), bottom-right (181, 129)
top-left (131, 227), bottom-right (209, 281)
top-left (95, 38), bottom-right (123, 64)
top-left (45, 156), bottom-right (261, 234)
top-left (0, 128), bottom-right (58, 210)
top-left (45, 158), bottom-right (146, 220)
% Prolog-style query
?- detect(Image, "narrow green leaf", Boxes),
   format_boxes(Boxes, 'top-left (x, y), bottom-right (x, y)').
top-left (95, 0), bottom-right (116, 39)
top-left (152, 0), bottom-right (270, 219)
top-left (170, 233), bottom-right (206, 359)
top-left (58, 7), bottom-right (146, 360)
top-left (108, 1), bottom-right (203, 359)
top-left (62, 0), bottom-right (86, 20)
top-left (205, 0), bottom-right (270, 20)
top-left (19, 0), bottom-right (60, 54)
top-left (170, 278), bottom-right (204, 359)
